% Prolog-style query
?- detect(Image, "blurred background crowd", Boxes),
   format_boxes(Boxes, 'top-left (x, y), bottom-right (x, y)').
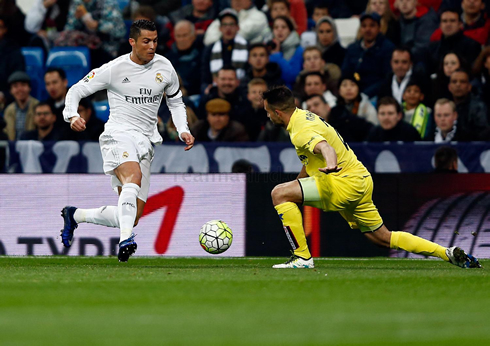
top-left (1, 0), bottom-right (490, 144)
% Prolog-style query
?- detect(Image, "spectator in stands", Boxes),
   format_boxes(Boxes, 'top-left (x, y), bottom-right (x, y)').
top-left (448, 69), bottom-right (490, 137)
top-left (0, 0), bottom-right (31, 46)
top-left (62, 97), bottom-right (105, 141)
top-left (379, 47), bottom-right (417, 104)
top-left (427, 98), bottom-right (472, 142)
top-left (433, 145), bottom-right (459, 172)
top-left (315, 17), bottom-right (346, 69)
top-left (199, 66), bottom-right (250, 123)
top-left (428, 8), bottom-right (481, 73)
top-left (166, 20), bottom-right (204, 96)
top-left (342, 12), bottom-right (395, 98)
top-left (244, 78), bottom-right (269, 140)
top-left (432, 51), bottom-right (467, 101)
top-left (241, 43), bottom-right (284, 88)
top-left (192, 98), bottom-right (249, 142)
top-left (301, 71), bottom-right (337, 108)
top-left (24, 0), bottom-right (71, 53)
top-left (367, 96), bottom-right (421, 141)
top-left (472, 47), bottom-right (490, 114)
top-left (169, 0), bottom-right (215, 37)
top-left (3, 72), bottom-right (40, 141)
top-left (314, 92), bottom-right (374, 142)
top-left (305, 93), bottom-right (330, 120)
top-left (268, 16), bottom-right (304, 88)
top-left (268, 0), bottom-right (307, 35)
top-left (0, 117), bottom-right (8, 141)
top-left (61, 0), bottom-right (126, 66)
top-left (311, 5), bottom-right (329, 26)
top-left (336, 73), bottom-right (378, 125)
top-left (401, 78), bottom-right (432, 139)
top-left (295, 46), bottom-right (340, 96)
top-left (204, 0), bottom-right (270, 45)
top-left (19, 102), bottom-right (62, 141)
top-left (364, 0), bottom-right (400, 46)
top-left (0, 15), bottom-right (26, 112)
top-left (44, 67), bottom-right (69, 131)
top-left (134, 0), bottom-right (181, 17)
top-left (432, 0), bottom-right (490, 45)
top-left (305, 0), bottom-right (352, 19)
top-left (395, 0), bottom-right (438, 54)
top-left (201, 9), bottom-right (248, 93)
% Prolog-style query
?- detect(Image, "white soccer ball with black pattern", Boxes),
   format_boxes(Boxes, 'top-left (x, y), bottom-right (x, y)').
top-left (199, 220), bottom-right (233, 254)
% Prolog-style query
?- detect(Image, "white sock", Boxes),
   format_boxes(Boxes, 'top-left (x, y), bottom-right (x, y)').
top-left (74, 207), bottom-right (119, 228)
top-left (118, 183), bottom-right (140, 243)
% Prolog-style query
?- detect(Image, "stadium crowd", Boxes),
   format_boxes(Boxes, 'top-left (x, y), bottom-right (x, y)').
top-left (1, 0), bottom-right (490, 143)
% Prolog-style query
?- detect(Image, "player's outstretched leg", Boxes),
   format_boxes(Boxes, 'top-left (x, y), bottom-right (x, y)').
top-left (367, 226), bottom-right (482, 269)
top-left (60, 206), bottom-right (78, 247)
top-left (271, 181), bottom-right (314, 269)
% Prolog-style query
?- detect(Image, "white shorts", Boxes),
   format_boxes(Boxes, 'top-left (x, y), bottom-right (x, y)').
top-left (99, 129), bottom-right (154, 202)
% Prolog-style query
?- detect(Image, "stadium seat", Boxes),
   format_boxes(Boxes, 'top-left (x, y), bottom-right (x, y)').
top-left (21, 47), bottom-right (47, 100)
top-left (93, 100), bottom-right (110, 122)
top-left (46, 47), bottom-right (91, 87)
top-left (118, 0), bottom-right (130, 10)
top-left (334, 18), bottom-right (360, 48)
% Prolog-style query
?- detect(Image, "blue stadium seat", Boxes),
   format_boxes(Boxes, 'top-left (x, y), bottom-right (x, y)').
top-left (21, 47), bottom-right (47, 100)
top-left (46, 47), bottom-right (91, 87)
top-left (118, 0), bottom-right (130, 10)
top-left (93, 100), bottom-right (110, 122)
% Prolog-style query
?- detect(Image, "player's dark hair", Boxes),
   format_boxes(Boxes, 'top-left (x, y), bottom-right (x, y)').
top-left (262, 85), bottom-right (296, 112)
top-left (305, 93), bottom-right (327, 104)
top-left (130, 19), bottom-right (157, 40)
top-left (377, 96), bottom-right (401, 113)
top-left (35, 101), bottom-right (54, 114)
top-left (434, 146), bottom-right (458, 172)
top-left (45, 67), bottom-right (67, 80)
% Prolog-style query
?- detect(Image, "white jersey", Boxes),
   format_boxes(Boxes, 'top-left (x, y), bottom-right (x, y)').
top-left (63, 53), bottom-right (190, 144)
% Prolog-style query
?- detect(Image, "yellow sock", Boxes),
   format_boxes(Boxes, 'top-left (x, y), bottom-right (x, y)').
top-left (275, 202), bottom-right (311, 259)
top-left (390, 231), bottom-right (448, 261)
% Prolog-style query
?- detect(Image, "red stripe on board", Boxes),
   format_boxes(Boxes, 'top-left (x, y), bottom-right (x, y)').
top-left (303, 206), bottom-right (321, 257)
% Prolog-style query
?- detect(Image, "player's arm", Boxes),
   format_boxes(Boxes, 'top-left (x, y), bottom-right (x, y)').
top-left (313, 140), bottom-right (342, 174)
top-left (297, 165), bottom-right (308, 179)
top-left (165, 67), bottom-right (194, 150)
top-left (63, 65), bottom-right (111, 132)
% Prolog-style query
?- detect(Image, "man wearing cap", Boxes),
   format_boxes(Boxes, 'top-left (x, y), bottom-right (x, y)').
top-left (201, 8), bottom-right (249, 93)
top-left (191, 98), bottom-right (249, 142)
top-left (203, 0), bottom-right (270, 46)
top-left (341, 12), bottom-right (395, 98)
top-left (3, 71), bottom-right (40, 140)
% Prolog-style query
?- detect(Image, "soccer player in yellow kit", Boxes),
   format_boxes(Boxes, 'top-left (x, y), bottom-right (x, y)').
top-left (262, 86), bottom-right (481, 269)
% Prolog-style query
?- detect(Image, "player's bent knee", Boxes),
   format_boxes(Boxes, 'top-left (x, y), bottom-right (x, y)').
top-left (271, 184), bottom-right (287, 205)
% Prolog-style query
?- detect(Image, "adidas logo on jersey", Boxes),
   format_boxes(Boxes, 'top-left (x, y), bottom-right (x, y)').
top-left (122, 77), bottom-right (131, 83)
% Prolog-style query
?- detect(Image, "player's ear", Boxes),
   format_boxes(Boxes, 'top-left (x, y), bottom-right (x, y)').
top-left (129, 38), bottom-right (136, 47)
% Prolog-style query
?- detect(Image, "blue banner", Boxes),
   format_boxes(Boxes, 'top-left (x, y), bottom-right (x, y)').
top-left (1, 141), bottom-right (490, 173)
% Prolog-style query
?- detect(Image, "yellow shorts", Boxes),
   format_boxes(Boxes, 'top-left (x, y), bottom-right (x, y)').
top-left (298, 173), bottom-right (383, 232)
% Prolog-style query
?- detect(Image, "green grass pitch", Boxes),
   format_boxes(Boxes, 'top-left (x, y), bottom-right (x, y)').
top-left (0, 257), bottom-right (488, 346)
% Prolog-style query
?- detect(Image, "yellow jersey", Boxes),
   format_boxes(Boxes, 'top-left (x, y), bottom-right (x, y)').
top-left (286, 108), bottom-right (369, 177)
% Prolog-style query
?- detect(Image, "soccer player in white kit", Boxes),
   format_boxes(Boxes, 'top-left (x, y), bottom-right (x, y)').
top-left (59, 20), bottom-right (195, 262)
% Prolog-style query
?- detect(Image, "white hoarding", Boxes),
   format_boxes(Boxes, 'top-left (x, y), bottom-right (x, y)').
top-left (0, 174), bottom-right (246, 257)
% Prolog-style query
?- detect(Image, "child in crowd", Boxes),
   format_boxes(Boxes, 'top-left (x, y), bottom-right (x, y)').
top-left (402, 79), bottom-right (432, 139)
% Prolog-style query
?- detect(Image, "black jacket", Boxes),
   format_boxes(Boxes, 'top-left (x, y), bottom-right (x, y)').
top-left (367, 121), bottom-right (421, 142)
top-left (240, 62), bottom-right (284, 88)
top-left (322, 41), bottom-right (346, 68)
top-left (328, 106), bottom-right (373, 142)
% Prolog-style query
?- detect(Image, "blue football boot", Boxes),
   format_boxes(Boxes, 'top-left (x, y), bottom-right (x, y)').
top-left (60, 206), bottom-right (78, 247)
top-left (118, 233), bottom-right (137, 262)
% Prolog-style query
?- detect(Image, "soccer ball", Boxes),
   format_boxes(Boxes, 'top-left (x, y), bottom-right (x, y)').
top-left (199, 220), bottom-right (233, 254)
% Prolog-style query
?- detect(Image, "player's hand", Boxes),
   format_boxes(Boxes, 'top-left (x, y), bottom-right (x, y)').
top-left (70, 116), bottom-right (86, 132)
top-left (319, 165), bottom-right (341, 174)
top-left (181, 132), bottom-right (195, 151)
